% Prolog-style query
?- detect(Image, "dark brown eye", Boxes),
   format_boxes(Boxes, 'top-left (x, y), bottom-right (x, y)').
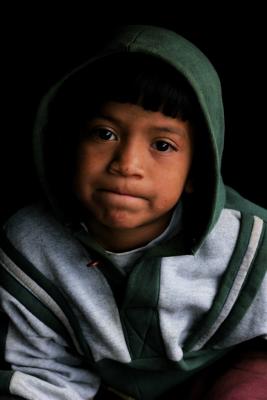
top-left (92, 128), bottom-right (117, 141)
top-left (153, 140), bottom-right (173, 152)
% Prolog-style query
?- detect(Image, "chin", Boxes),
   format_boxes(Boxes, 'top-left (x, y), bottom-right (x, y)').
top-left (102, 218), bottom-right (139, 231)
top-left (97, 211), bottom-right (146, 230)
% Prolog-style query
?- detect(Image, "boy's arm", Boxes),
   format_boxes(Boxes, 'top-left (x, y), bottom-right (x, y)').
top-left (0, 288), bottom-right (100, 400)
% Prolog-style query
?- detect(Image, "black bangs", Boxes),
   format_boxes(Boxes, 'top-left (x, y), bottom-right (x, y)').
top-left (83, 53), bottom-right (201, 121)
top-left (47, 53), bottom-right (202, 129)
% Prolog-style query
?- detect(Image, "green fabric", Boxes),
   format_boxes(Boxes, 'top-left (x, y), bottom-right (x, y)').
top-left (225, 186), bottom-right (267, 220)
top-left (0, 312), bottom-right (9, 370)
top-left (0, 371), bottom-right (13, 394)
top-left (96, 348), bottom-right (229, 399)
top-left (120, 258), bottom-right (166, 359)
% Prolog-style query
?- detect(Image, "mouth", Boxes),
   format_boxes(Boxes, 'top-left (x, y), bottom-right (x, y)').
top-left (99, 187), bottom-right (144, 198)
top-left (98, 188), bottom-right (144, 199)
top-left (98, 188), bottom-right (145, 203)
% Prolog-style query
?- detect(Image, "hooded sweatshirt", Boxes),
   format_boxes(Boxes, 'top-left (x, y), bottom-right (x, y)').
top-left (0, 25), bottom-right (267, 400)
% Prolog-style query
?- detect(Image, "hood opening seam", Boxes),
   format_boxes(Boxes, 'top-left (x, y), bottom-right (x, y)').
top-left (125, 28), bottom-right (146, 51)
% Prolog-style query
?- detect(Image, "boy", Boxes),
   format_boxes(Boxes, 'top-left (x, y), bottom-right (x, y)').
top-left (0, 25), bottom-right (266, 399)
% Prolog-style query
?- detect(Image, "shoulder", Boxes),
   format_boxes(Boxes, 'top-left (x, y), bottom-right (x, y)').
top-left (225, 186), bottom-right (267, 222)
top-left (1, 203), bottom-right (89, 280)
top-left (2, 203), bottom-right (73, 253)
top-left (5, 203), bottom-right (52, 230)
top-left (224, 187), bottom-right (267, 262)
top-left (223, 186), bottom-right (267, 272)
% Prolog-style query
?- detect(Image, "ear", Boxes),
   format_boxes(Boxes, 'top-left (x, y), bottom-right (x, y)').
top-left (185, 179), bottom-right (194, 194)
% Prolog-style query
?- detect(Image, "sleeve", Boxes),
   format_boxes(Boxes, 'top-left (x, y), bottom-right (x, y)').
top-left (0, 287), bottom-right (100, 400)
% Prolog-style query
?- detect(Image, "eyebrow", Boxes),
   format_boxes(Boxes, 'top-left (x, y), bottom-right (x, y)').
top-left (91, 113), bottom-right (186, 136)
top-left (151, 126), bottom-right (186, 136)
top-left (93, 114), bottom-right (119, 124)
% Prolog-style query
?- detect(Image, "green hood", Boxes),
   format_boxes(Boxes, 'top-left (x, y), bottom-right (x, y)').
top-left (33, 25), bottom-right (226, 253)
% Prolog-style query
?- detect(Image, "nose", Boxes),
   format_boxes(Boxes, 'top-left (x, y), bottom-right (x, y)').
top-left (108, 140), bottom-right (144, 178)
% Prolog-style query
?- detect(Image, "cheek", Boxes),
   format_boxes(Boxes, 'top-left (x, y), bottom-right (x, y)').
top-left (151, 180), bottom-right (182, 211)
top-left (73, 153), bottom-right (92, 196)
top-left (153, 163), bottom-right (191, 208)
top-left (75, 147), bottom-right (99, 179)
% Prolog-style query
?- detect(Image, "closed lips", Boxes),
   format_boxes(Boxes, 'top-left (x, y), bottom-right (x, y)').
top-left (99, 188), bottom-right (144, 198)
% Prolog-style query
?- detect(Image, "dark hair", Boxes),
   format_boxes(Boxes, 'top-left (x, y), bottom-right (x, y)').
top-left (75, 53), bottom-right (201, 122)
top-left (47, 52), bottom-right (203, 144)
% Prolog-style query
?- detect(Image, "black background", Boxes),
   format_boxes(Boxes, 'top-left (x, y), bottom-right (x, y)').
top-left (1, 5), bottom-right (266, 223)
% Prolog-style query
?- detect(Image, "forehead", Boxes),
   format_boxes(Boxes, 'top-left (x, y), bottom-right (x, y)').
top-left (91, 101), bottom-right (193, 139)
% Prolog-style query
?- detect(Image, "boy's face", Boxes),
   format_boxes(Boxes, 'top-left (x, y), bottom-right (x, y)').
top-left (74, 102), bottom-right (193, 247)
